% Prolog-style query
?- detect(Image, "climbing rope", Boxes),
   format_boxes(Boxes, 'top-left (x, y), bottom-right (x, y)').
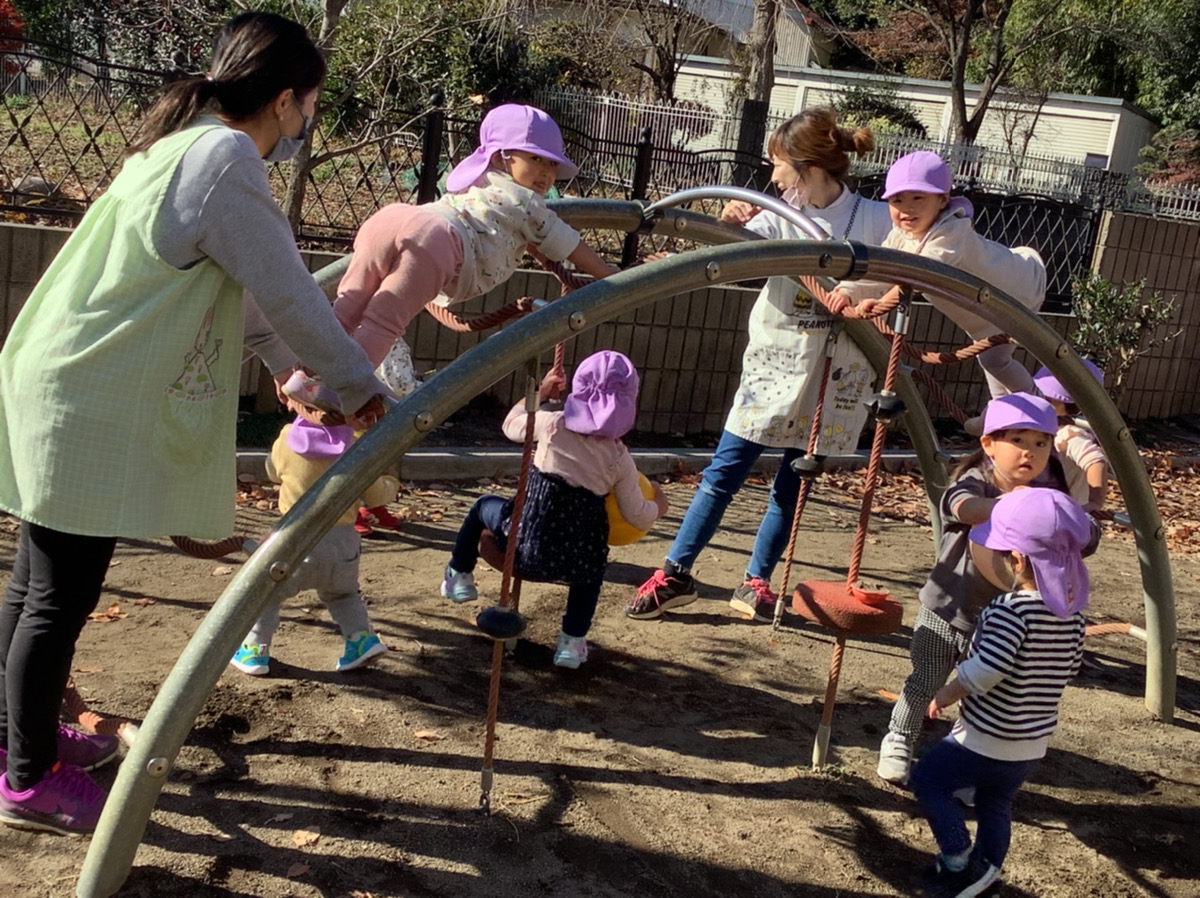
top-left (62, 677), bottom-right (139, 747)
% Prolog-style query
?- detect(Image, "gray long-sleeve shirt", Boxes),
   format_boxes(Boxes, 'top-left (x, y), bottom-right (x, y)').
top-left (153, 119), bottom-right (383, 413)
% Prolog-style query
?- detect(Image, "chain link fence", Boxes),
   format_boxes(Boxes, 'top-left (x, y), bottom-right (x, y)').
top-left (1, 38), bottom-right (1187, 316)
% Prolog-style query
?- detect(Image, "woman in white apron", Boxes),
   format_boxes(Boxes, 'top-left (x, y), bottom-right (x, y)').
top-left (625, 108), bottom-right (892, 622)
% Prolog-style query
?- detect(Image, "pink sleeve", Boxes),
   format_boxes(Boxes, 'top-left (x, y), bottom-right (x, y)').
top-left (611, 449), bottom-right (659, 531)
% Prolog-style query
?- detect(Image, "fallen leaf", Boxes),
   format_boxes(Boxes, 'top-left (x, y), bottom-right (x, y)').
top-left (211, 566), bottom-right (234, 577)
top-left (209, 833), bottom-right (235, 842)
top-left (267, 813), bottom-right (293, 824)
top-left (285, 862), bottom-right (310, 879)
top-left (414, 729), bottom-right (444, 741)
top-left (87, 603), bottom-right (127, 622)
top-left (131, 598), bottom-right (156, 607)
top-left (292, 827), bottom-right (320, 847)
top-left (74, 666), bottom-right (104, 673)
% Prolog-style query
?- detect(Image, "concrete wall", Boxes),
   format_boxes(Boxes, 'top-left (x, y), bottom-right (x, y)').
top-left (2, 218), bottom-right (1196, 430)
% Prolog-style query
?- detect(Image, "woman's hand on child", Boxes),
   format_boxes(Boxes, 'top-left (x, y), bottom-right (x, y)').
top-left (719, 200), bottom-right (760, 224)
top-left (347, 395), bottom-right (388, 430)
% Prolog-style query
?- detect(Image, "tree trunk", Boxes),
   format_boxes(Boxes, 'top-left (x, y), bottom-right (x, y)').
top-left (743, 0), bottom-right (779, 105)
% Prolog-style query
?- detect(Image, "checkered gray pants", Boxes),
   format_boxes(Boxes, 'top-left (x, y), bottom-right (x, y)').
top-left (888, 604), bottom-right (973, 740)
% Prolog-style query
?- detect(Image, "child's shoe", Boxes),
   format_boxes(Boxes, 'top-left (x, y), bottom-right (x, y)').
top-left (230, 642), bottom-right (270, 676)
top-left (728, 577), bottom-right (779, 622)
top-left (441, 565), bottom-right (478, 603)
top-left (282, 369), bottom-right (343, 414)
top-left (0, 762), bottom-right (107, 835)
top-left (877, 731), bottom-right (913, 785)
top-left (356, 504), bottom-right (402, 536)
top-left (337, 630), bottom-right (388, 671)
top-left (553, 632), bottom-right (589, 669)
top-left (917, 853), bottom-right (1001, 897)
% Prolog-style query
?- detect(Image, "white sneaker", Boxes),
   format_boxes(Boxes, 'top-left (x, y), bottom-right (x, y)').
top-left (440, 565), bottom-right (478, 603)
top-left (553, 632), bottom-right (589, 669)
top-left (877, 731), bottom-right (912, 785)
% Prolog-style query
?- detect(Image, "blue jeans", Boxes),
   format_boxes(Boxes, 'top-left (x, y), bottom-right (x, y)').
top-left (666, 430), bottom-right (804, 581)
top-left (910, 734), bottom-right (1037, 868)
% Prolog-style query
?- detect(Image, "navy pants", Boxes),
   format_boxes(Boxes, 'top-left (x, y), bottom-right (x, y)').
top-left (450, 494), bottom-right (604, 639)
top-left (910, 734), bottom-right (1037, 869)
top-left (0, 521), bottom-right (116, 789)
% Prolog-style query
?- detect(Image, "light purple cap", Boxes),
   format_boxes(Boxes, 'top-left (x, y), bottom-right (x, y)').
top-left (970, 487), bottom-right (1091, 617)
top-left (1033, 360), bottom-right (1104, 404)
top-left (982, 393), bottom-right (1058, 437)
top-left (562, 350), bottom-right (640, 439)
top-left (287, 417), bottom-right (354, 459)
top-left (883, 150), bottom-right (952, 198)
top-left (445, 104), bottom-right (578, 192)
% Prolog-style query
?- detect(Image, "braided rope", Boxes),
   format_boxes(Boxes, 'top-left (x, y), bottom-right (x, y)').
top-left (773, 336), bottom-right (835, 625)
top-left (819, 633), bottom-right (847, 728)
top-left (845, 319), bottom-right (906, 589)
top-left (423, 295), bottom-right (538, 333)
top-left (63, 677), bottom-right (138, 745)
top-left (909, 367), bottom-right (969, 424)
top-left (169, 534), bottom-right (252, 560)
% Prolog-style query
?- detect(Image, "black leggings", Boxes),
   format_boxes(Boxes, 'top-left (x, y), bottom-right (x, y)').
top-left (0, 521), bottom-right (115, 789)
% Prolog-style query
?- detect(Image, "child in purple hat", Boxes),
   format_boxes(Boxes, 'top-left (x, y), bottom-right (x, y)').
top-left (229, 414), bottom-right (398, 676)
top-left (827, 150), bottom-right (1047, 412)
top-left (284, 104), bottom-right (617, 415)
top-left (441, 350), bottom-right (668, 669)
top-left (877, 392), bottom-right (1080, 787)
top-left (1033, 359), bottom-right (1108, 512)
top-left (909, 487), bottom-right (1091, 897)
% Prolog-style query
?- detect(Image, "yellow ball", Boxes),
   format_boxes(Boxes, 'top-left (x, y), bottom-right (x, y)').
top-left (606, 473), bottom-right (656, 546)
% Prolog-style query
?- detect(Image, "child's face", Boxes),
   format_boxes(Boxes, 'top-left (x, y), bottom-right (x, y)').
top-left (769, 154), bottom-right (802, 193)
top-left (1046, 397), bottom-right (1069, 416)
top-left (981, 427), bottom-right (1053, 489)
top-left (887, 190), bottom-right (949, 238)
top-left (970, 544), bottom-right (1029, 592)
top-left (497, 149), bottom-right (559, 194)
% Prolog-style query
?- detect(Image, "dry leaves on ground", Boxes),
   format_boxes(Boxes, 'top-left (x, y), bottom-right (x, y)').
top-left (87, 603), bottom-right (127, 622)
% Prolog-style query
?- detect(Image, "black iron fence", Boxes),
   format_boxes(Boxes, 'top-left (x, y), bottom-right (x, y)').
top-left (0, 36), bottom-right (1169, 314)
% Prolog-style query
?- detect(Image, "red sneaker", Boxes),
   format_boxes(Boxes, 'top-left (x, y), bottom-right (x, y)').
top-left (357, 505), bottom-right (402, 533)
top-left (353, 507), bottom-right (374, 536)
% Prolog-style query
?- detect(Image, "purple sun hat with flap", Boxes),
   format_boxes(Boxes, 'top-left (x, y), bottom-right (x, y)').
top-left (562, 350), bottom-right (640, 440)
top-left (981, 393), bottom-right (1058, 437)
top-left (969, 487), bottom-right (1091, 617)
top-left (445, 104), bottom-right (579, 192)
top-left (883, 150), bottom-right (952, 198)
top-left (286, 416), bottom-right (354, 460)
top-left (1033, 359), bottom-right (1105, 404)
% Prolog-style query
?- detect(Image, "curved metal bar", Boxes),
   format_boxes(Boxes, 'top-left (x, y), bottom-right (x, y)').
top-left (78, 232), bottom-right (1174, 898)
top-left (643, 185), bottom-right (831, 242)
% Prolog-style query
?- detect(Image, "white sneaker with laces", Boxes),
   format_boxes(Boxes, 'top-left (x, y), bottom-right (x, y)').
top-left (553, 632), bottom-right (589, 669)
top-left (877, 731), bottom-right (913, 785)
top-left (440, 565), bottom-right (478, 603)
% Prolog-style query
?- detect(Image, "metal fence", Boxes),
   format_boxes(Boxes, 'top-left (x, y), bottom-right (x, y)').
top-left (2, 38), bottom-right (1194, 313)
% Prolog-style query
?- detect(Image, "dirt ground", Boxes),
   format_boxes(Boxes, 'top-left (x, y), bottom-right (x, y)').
top-left (0, 463), bottom-right (1197, 898)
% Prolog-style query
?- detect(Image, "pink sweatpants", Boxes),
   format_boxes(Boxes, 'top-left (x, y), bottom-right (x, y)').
top-left (333, 203), bottom-right (464, 366)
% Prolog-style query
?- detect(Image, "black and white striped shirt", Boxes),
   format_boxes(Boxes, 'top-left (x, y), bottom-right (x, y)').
top-left (952, 589), bottom-right (1086, 762)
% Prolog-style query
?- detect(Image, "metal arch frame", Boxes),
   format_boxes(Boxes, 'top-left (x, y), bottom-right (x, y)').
top-left (77, 201), bottom-right (1176, 898)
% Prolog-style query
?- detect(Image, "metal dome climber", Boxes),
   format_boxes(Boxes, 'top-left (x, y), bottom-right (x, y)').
top-left (75, 196), bottom-right (1177, 898)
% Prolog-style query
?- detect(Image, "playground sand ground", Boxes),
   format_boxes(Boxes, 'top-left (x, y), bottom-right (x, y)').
top-left (0, 470), bottom-right (1197, 898)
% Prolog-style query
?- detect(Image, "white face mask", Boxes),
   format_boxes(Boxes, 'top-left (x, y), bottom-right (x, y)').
top-left (264, 108), bottom-right (312, 163)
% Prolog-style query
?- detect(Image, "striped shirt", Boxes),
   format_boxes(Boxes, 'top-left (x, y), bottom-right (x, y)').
top-left (952, 589), bottom-right (1086, 762)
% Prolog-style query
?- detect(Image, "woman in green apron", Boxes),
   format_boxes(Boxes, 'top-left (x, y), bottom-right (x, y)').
top-left (0, 12), bottom-right (387, 835)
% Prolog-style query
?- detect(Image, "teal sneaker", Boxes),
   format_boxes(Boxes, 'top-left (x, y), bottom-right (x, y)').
top-left (230, 642), bottom-right (270, 676)
top-left (337, 631), bottom-right (387, 672)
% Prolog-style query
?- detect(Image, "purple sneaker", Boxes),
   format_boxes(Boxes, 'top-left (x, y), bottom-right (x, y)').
top-left (0, 725), bottom-right (120, 773)
top-left (55, 726), bottom-right (120, 771)
top-left (0, 763), bottom-right (107, 835)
